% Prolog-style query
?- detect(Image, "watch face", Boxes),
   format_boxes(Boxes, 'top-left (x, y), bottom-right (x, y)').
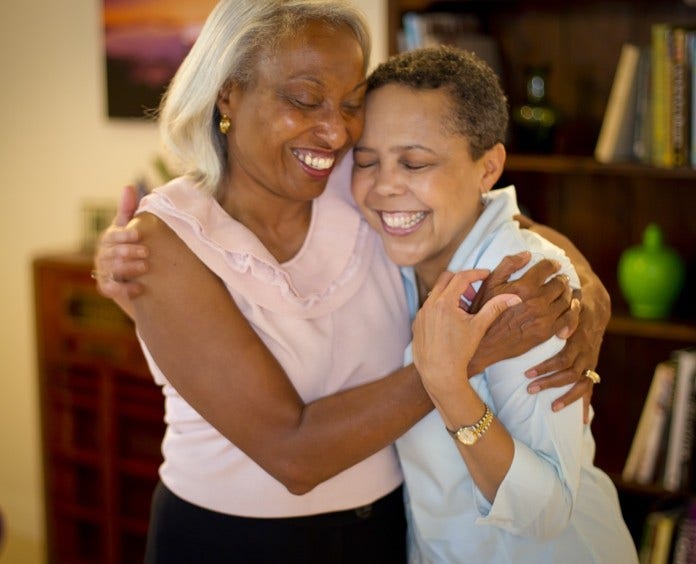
top-left (456, 428), bottom-right (477, 445)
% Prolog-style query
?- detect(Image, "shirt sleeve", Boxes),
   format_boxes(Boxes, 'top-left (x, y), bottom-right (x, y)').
top-left (472, 335), bottom-right (585, 540)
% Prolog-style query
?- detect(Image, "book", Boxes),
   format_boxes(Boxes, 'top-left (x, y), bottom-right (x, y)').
top-left (651, 510), bottom-right (680, 564)
top-left (663, 348), bottom-right (696, 491)
top-left (595, 43), bottom-right (642, 163)
top-left (632, 46), bottom-right (652, 163)
top-left (402, 11), bottom-right (480, 51)
top-left (623, 361), bottom-right (677, 483)
top-left (400, 12), bottom-right (503, 79)
top-left (650, 23), bottom-right (674, 168)
top-left (673, 500), bottom-right (696, 564)
top-left (689, 31), bottom-right (696, 167)
top-left (670, 27), bottom-right (691, 167)
top-left (639, 506), bottom-right (685, 564)
top-left (639, 510), bottom-right (660, 563)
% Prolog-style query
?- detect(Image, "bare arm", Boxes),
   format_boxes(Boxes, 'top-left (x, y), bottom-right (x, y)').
top-left (130, 212), bottom-right (432, 495)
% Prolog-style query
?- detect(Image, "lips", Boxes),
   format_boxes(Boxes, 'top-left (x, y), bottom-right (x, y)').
top-left (379, 210), bottom-right (427, 234)
top-left (292, 149), bottom-right (335, 175)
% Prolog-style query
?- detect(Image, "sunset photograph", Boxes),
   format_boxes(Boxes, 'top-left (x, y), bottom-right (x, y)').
top-left (103, 0), bottom-right (217, 118)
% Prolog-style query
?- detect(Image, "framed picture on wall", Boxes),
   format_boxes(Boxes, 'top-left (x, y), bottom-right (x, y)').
top-left (103, 0), bottom-right (217, 119)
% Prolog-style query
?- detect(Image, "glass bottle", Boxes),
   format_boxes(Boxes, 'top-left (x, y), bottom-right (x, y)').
top-left (512, 66), bottom-right (559, 153)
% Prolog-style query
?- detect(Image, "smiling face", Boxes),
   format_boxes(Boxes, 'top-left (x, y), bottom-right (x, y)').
top-left (352, 83), bottom-right (504, 288)
top-left (218, 20), bottom-right (366, 205)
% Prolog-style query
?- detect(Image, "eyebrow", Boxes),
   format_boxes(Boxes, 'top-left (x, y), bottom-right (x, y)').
top-left (354, 144), bottom-right (436, 154)
top-left (287, 76), bottom-right (367, 95)
top-left (395, 144), bottom-right (436, 154)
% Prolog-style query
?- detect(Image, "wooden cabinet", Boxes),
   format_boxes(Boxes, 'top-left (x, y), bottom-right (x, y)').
top-left (34, 253), bottom-right (163, 564)
top-left (389, 0), bottom-right (696, 545)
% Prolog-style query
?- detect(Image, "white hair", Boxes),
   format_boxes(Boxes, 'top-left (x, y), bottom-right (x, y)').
top-left (158, 0), bottom-right (372, 195)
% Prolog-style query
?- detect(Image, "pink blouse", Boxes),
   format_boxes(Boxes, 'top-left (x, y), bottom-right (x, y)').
top-left (137, 156), bottom-right (410, 517)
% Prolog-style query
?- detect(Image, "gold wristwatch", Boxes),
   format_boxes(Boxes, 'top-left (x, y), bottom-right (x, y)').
top-left (446, 404), bottom-right (493, 446)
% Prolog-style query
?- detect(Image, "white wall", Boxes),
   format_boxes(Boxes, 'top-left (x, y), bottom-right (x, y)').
top-left (0, 1), bottom-right (386, 562)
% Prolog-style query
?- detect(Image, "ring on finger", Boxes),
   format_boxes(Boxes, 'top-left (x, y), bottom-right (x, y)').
top-left (90, 269), bottom-right (118, 283)
top-left (582, 369), bottom-right (601, 385)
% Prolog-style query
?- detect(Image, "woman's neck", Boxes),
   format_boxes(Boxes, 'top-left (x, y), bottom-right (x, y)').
top-left (218, 181), bottom-right (313, 264)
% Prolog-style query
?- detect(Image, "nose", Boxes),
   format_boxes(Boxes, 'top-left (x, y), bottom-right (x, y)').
top-left (314, 106), bottom-right (355, 150)
top-left (372, 162), bottom-right (406, 197)
top-left (358, 161), bottom-right (406, 198)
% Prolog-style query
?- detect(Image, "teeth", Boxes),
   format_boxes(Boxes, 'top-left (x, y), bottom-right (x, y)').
top-left (295, 151), bottom-right (335, 171)
top-left (381, 211), bottom-right (426, 229)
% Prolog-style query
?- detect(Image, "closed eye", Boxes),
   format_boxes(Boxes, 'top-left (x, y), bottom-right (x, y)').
top-left (342, 100), bottom-right (364, 114)
top-left (353, 147), bottom-right (377, 169)
top-left (402, 162), bottom-right (429, 171)
top-left (353, 159), bottom-right (377, 169)
top-left (291, 98), bottom-right (321, 109)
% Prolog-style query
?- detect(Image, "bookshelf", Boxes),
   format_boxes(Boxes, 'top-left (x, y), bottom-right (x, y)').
top-left (389, 0), bottom-right (696, 546)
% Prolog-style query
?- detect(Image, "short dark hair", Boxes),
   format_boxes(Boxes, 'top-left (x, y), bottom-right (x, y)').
top-left (367, 45), bottom-right (508, 159)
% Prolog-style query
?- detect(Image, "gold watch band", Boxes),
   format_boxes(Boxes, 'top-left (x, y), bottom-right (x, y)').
top-left (446, 404), bottom-right (494, 446)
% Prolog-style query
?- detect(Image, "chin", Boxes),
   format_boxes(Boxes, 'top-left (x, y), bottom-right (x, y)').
top-left (385, 248), bottom-right (421, 268)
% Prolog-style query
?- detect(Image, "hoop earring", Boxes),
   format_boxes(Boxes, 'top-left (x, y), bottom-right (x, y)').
top-left (219, 115), bottom-right (231, 135)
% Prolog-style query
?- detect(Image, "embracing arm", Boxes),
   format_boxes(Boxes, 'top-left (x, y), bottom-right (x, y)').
top-left (521, 215), bottom-right (611, 411)
top-left (131, 212), bottom-right (432, 495)
top-left (469, 216), bottom-right (611, 418)
top-left (519, 214), bottom-right (611, 340)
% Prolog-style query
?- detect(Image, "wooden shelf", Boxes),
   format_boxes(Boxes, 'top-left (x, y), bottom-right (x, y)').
top-left (607, 315), bottom-right (696, 343)
top-left (506, 154), bottom-right (696, 179)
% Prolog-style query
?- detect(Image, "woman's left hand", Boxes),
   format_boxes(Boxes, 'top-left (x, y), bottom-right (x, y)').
top-left (524, 284), bottom-right (610, 421)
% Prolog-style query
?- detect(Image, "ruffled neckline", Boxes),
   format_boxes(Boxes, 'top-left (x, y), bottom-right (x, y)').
top-left (137, 158), bottom-right (376, 318)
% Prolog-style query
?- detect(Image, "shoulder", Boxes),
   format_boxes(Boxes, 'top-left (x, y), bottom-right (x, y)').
top-left (131, 212), bottom-right (198, 278)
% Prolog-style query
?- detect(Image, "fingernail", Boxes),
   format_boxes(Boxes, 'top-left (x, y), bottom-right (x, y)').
top-left (506, 296), bottom-right (522, 306)
top-left (557, 327), bottom-right (570, 339)
top-left (552, 401), bottom-right (564, 412)
top-left (137, 249), bottom-right (148, 258)
top-left (525, 369), bottom-right (538, 378)
top-left (552, 260), bottom-right (561, 270)
top-left (528, 385), bottom-right (540, 393)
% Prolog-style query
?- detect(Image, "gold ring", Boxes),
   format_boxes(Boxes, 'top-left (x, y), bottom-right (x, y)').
top-left (90, 270), bottom-right (116, 283)
top-left (582, 369), bottom-right (601, 385)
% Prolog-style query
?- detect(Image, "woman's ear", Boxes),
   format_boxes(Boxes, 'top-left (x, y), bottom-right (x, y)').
top-left (216, 80), bottom-right (238, 118)
top-left (481, 143), bottom-right (506, 192)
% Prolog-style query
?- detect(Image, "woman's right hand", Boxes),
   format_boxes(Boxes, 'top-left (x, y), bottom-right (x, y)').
top-left (93, 185), bottom-right (149, 309)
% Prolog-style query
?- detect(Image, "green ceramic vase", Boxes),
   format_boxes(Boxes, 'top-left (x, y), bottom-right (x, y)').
top-left (617, 223), bottom-right (685, 319)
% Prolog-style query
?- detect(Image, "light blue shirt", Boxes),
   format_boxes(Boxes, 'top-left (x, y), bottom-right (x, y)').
top-left (398, 186), bottom-right (638, 563)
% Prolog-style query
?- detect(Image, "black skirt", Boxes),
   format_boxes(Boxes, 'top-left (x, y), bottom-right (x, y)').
top-left (144, 480), bottom-right (407, 563)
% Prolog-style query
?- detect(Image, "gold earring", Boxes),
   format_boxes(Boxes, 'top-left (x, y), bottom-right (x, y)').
top-left (219, 114), bottom-right (231, 135)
